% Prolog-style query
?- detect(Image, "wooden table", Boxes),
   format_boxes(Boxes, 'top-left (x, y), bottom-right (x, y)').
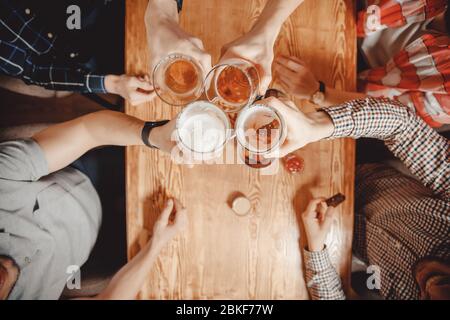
top-left (125, 0), bottom-right (356, 299)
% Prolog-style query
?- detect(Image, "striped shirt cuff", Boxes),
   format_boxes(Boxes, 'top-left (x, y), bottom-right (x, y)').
top-left (303, 246), bottom-right (334, 272)
top-left (85, 74), bottom-right (107, 93)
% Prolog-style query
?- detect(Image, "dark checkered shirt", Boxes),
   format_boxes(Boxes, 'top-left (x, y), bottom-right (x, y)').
top-left (0, 0), bottom-right (106, 93)
top-left (304, 98), bottom-right (450, 300)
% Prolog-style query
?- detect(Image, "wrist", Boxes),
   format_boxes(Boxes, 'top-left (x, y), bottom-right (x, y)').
top-left (250, 23), bottom-right (280, 45)
top-left (148, 124), bottom-right (164, 149)
top-left (104, 75), bottom-right (120, 95)
top-left (146, 0), bottom-right (179, 25)
top-left (250, 2), bottom-right (296, 42)
top-left (308, 81), bottom-right (321, 100)
top-left (307, 241), bottom-right (325, 252)
top-left (306, 111), bottom-right (335, 141)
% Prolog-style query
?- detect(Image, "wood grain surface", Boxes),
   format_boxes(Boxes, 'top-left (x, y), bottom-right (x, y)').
top-left (125, 0), bottom-right (356, 299)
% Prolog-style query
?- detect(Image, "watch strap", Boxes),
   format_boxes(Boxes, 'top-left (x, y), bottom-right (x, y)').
top-left (318, 81), bottom-right (325, 94)
top-left (141, 120), bottom-right (170, 149)
top-left (311, 81), bottom-right (326, 104)
top-left (175, 0), bottom-right (183, 13)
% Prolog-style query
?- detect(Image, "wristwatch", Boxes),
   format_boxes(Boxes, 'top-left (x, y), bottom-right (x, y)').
top-left (175, 0), bottom-right (183, 13)
top-left (311, 81), bottom-right (326, 105)
top-left (141, 120), bottom-right (170, 149)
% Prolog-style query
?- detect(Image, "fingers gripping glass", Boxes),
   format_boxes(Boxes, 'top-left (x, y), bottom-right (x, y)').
top-left (152, 54), bottom-right (205, 106)
top-left (235, 104), bottom-right (286, 169)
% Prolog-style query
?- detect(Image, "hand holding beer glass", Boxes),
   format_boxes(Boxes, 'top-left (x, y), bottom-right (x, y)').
top-left (145, 0), bottom-right (212, 83)
top-left (261, 97), bottom-right (335, 159)
top-left (219, 32), bottom-right (274, 97)
top-left (235, 102), bottom-right (286, 169)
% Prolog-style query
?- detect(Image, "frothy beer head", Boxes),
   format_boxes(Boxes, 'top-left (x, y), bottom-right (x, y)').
top-left (176, 101), bottom-right (231, 159)
top-left (165, 60), bottom-right (199, 94)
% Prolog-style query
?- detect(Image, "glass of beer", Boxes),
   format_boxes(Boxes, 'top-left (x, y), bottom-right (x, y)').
top-left (152, 54), bottom-right (204, 106)
top-left (204, 58), bottom-right (260, 113)
top-left (235, 103), bottom-right (286, 169)
top-left (176, 101), bottom-right (232, 161)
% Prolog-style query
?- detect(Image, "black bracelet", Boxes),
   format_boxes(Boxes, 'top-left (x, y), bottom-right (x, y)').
top-left (141, 120), bottom-right (170, 149)
top-left (318, 80), bottom-right (326, 94)
top-left (176, 0), bottom-right (183, 13)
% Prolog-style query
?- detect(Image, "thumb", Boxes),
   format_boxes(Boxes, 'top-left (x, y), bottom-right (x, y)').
top-left (264, 143), bottom-right (292, 159)
top-left (322, 206), bottom-right (336, 231)
top-left (259, 74), bottom-right (272, 96)
top-left (160, 199), bottom-right (174, 223)
top-left (303, 198), bottom-right (324, 219)
top-left (196, 51), bottom-right (212, 80)
top-left (128, 76), bottom-right (151, 90)
top-left (136, 78), bottom-right (154, 91)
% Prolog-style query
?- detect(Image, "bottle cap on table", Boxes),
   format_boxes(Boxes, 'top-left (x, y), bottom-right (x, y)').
top-left (232, 196), bottom-right (251, 216)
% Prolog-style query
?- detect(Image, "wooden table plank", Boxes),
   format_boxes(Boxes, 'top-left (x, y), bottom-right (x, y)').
top-left (125, 0), bottom-right (356, 299)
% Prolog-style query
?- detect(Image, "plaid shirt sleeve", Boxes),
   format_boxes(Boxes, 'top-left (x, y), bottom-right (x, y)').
top-left (0, 1), bottom-right (107, 93)
top-left (303, 247), bottom-right (345, 300)
top-left (323, 97), bottom-right (450, 201)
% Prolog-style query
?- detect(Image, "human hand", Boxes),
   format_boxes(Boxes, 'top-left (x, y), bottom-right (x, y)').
top-left (104, 74), bottom-right (156, 106)
top-left (146, 14), bottom-right (211, 79)
top-left (150, 198), bottom-right (188, 253)
top-left (219, 30), bottom-right (276, 96)
top-left (260, 97), bottom-right (334, 158)
top-left (301, 198), bottom-right (337, 252)
top-left (274, 55), bottom-right (319, 100)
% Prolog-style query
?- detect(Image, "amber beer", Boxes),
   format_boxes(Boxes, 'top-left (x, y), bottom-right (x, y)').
top-left (205, 58), bottom-right (260, 112)
top-left (164, 59), bottom-right (199, 94)
top-left (216, 66), bottom-right (251, 105)
top-left (153, 54), bottom-right (204, 106)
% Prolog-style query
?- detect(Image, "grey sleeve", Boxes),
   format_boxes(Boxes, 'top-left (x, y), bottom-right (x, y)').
top-left (0, 139), bottom-right (49, 181)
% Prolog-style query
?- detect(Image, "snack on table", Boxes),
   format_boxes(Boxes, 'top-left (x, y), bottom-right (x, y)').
top-left (283, 153), bottom-right (304, 174)
top-left (325, 193), bottom-right (346, 207)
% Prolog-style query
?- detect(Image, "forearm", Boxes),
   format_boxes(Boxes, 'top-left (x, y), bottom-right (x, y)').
top-left (251, 0), bottom-right (304, 39)
top-left (94, 241), bottom-right (159, 300)
top-left (303, 248), bottom-right (346, 300)
top-left (33, 110), bottom-right (162, 173)
top-left (146, 0), bottom-right (179, 26)
top-left (321, 98), bottom-right (450, 199)
top-left (19, 54), bottom-right (106, 93)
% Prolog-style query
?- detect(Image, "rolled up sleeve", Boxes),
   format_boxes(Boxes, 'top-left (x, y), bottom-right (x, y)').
top-left (0, 139), bottom-right (48, 181)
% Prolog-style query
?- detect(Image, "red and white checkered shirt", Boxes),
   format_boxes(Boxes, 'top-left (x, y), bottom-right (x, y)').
top-left (304, 97), bottom-right (450, 300)
top-left (357, 0), bottom-right (450, 128)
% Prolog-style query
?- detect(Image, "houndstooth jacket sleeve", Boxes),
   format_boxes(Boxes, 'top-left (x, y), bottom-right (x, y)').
top-left (303, 97), bottom-right (449, 300)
